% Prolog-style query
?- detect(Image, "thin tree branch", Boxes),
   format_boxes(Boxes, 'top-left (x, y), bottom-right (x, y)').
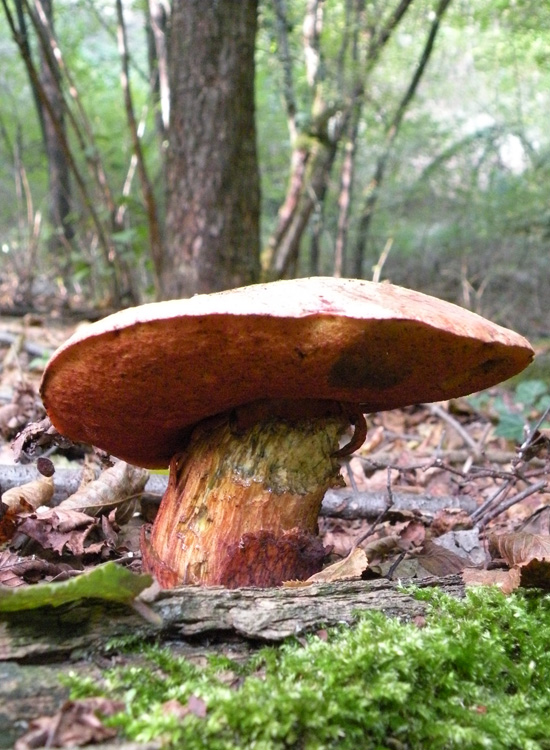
top-left (116, 0), bottom-right (164, 293)
top-left (273, 0), bottom-right (298, 142)
top-left (28, 0), bottom-right (117, 216)
top-left (367, 0), bottom-right (415, 66)
top-left (353, 0), bottom-right (452, 276)
top-left (477, 480), bottom-right (548, 529)
top-left (3, 0), bottom-right (122, 302)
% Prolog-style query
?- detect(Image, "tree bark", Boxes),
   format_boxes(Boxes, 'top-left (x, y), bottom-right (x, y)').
top-left (145, 0), bottom-right (170, 142)
top-left (0, 575), bottom-right (465, 659)
top-left (162, 0), bottom-right (261, 298)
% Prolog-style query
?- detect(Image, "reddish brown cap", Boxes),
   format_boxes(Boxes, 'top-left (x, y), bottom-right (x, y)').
top-left (40, 277), bottom-right (533, 468)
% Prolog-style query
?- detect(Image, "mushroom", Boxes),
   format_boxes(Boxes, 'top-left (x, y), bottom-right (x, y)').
top-left (40, 277), bottom-right (533, 588)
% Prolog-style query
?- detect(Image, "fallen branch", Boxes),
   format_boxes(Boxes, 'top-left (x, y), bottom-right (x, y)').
top-left (0, 465), bottom-right (476, 522)
top-left (0, 331), bottom-right (52, 360)
top-left (0, 574), bottom-right (465, 660)
top-left (358, 449), bottom-right (539, 469)
top-left (321, 487), bottom-right (476, 520)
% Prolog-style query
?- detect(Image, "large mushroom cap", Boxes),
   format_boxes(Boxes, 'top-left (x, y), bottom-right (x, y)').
top-left (41, 277), bottom-right (533, 468)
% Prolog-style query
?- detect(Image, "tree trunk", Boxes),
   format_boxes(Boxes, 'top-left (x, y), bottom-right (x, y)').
top-left (162, 0), bottom-right (261, 299)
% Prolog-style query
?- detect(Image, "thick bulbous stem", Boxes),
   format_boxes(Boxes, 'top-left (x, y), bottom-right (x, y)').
top-left (141, 400), bottom-right (355, 587)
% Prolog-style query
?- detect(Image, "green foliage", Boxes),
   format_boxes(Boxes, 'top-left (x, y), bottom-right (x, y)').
top-left (469, 379), bottom-right (550, 443)
top-left (66, 588), bottom-right (550, 749)
top-left (1, 0), bottom-right (550, 320)
top-left (0, 562), bottom-right (152, 612)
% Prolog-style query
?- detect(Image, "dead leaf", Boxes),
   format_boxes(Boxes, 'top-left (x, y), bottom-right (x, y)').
top-left (0, 549), bottom-right (68, 587)
top-left (58, 461), bottom-right (148, 521)
top-left (489, 531), bottom-right (550, 567)
top-left (412, 615), bottom-right (427, 628)
top-left (398, 521), bottom-right (426, 548)
top-left (463, 566), bottom-right (521, 595)
top-left (0, 403), bottom-right (20, 437)
top-left (187, 694), bottom-right (207, 718)
top-left (161, 695), bottom-right (207, 720)
top-left (415, 539), bottom-right (467, 576)
top-left (0, 382), bottom-right (44, 440)
top-left (17, 507), bottom-right (119, 559)
top-left (304, 547), bottom-right (368, 584)
top-left (11, 416), bottom-right (76, 463)
top-left (431, 508), bottom-right (473, 536)
top-left (0, 475), bottom-right (55, 544)
top-left (14, 697), bottom-right (124, 750)
top-left (162, 698), bottom-right (190, 719)
top-left (519, 558), bottom-right (550, 590)
top-left (1, 475), bottom-right (54, 513)
top-left (517, 429), bottom-right (550, 462)
top-left (362, 534), bottom-right (401, 562)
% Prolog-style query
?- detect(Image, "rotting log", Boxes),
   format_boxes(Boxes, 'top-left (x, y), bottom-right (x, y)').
top-left (0, 575), bottom-right (465, 749)
top-left (0, 575), bottom-right (465, 661)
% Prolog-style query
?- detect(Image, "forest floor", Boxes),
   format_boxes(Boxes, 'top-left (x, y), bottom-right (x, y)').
top-left (1, 313), bottom-right (550, 749)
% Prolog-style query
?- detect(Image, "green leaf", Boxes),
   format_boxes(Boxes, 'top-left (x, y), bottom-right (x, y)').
top-left (494, 412), bottom-right (525, 441)
top-left (112, 228), bottom-right (137, 244)
top-left (515, 379), bottom-right (548, 407)
top-left (536, 394), bottom-right (550, 412)
top-left (0, 562), bottom-right (152, 613)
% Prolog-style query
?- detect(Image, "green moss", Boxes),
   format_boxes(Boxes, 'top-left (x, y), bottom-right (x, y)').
top-left (66, 588), bottom-right (550, 749)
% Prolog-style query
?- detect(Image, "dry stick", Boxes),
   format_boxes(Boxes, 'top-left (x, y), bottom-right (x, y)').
top-left (470, 407), bottom-right (550, 525)
top-left (427, 402), bottom-right (483, 456)
top-left (515, 405), bottom-right (550, 463)
top-left (477, 480), bottom-right (548, 529)
top-left (359, 449), bottom-right (536, 471)
top-left (470, 479), bottom-right (513, 525)
top-left (371, 238), bottom-right (393, 283)
top-left (351, 466), bottom-right (393, 551)
top-left (343, 458), bottom-right (360, 494)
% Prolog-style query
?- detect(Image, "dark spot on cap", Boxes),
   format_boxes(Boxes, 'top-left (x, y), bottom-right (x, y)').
top-left (472, 356), bottom-right (509, 378)
top-left (329, 339), bottom-right (408, 390)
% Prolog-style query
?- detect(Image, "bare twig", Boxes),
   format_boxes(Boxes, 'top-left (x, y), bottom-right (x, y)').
top-left (428, 402), bottom-right (484, 456)
top-left (352, 467), bottom-right (393, 550)
top-left (470, 479), bottom-right (513, 525)
top-left (515, 405), bottom-right (550, 463)
top-left (477, 480), bottom-right (548, 529)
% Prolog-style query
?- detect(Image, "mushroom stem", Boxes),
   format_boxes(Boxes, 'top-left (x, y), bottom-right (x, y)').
top-left (141, 400), bottom-right (353, 587)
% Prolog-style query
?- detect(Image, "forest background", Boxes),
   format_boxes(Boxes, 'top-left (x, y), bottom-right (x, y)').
top-left (0, 0), bottom-right (548, 338)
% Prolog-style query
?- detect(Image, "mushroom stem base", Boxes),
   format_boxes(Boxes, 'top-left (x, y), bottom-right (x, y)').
top-left (142, 402), bottom-right (351, 587)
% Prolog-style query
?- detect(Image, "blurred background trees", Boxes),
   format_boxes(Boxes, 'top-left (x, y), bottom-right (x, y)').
top-left (0, 0), bottom-right (548, 335)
